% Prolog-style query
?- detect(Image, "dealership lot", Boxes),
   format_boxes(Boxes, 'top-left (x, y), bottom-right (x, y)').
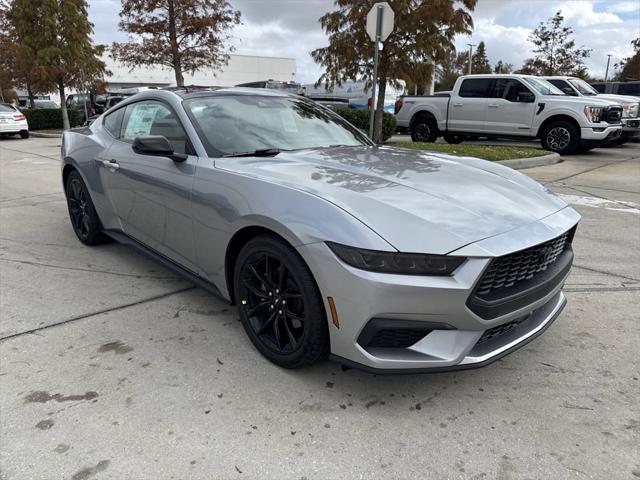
top-left (1, 137), bottom-right (638, 479)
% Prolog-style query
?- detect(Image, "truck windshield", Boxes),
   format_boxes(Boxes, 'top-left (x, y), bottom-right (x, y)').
top-left (568, 78), bottom-right (599, 96)
top-left (185, 94), bottom-right (371, 156)
top-left (523, 78), bottom-right (565, 96)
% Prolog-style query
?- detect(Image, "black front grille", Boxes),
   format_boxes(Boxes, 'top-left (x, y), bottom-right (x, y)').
top-left (605, 106), bottom-right (623, 124)
top-left (476, 316), bottom-right (528, 345)
top-left (367, 329), bottom-right (430, 348)
top-left (475, 229), bottom-right (573, 299)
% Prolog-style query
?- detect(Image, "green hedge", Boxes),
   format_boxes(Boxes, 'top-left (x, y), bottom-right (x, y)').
top-left (22, 109), bottom-right (82, 130)
top-left (334, 108), bottom-right (397, 141)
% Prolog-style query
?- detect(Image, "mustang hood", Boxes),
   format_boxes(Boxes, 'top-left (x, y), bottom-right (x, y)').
top-left (216, 146), bottom-right (568, 254)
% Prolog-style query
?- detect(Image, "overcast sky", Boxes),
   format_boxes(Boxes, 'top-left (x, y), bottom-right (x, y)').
top-left (89, 0), bottom-right (640, 84)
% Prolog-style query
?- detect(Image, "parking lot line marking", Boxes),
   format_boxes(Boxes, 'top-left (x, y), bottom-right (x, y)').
top-left (0, 286), bottom-right (196, 343)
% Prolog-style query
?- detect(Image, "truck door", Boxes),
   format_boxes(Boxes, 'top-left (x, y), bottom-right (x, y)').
top-left (448, 78), bottom-right (493, 133)
top-left (485, 79), bottom-right (538, 136)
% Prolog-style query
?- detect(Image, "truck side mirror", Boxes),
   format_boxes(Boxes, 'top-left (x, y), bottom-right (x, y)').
top-left (518, 92), bottom-right (535, 103)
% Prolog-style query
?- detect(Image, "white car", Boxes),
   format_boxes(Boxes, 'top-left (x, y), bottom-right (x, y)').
top-left (0, 103), bottom-right (29, 139)
top-left (395, 74), bottom-right (624, 154)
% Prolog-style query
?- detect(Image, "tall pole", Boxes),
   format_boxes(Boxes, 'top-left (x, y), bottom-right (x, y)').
top-left (369, 5), bottom-right (383, 141)
top-left (467, 43), bottom-right (476, 75)
top-left (604, 54), bottom-right (612, 82)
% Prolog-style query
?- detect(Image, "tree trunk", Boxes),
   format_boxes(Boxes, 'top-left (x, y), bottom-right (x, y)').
top-left (58, 81), bottom-right (70, 130)
top-left (373, 77), bottom-right (386, 144)
top-left (27, 82), bottom-right (35, 109)
top-left (167, 0), bottom-right (184, 87)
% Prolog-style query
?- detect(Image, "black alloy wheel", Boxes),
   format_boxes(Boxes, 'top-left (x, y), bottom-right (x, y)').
top-left (65, 170), bottom-right (109, 245)
top-left (234, 235), bottom-right (329, 368)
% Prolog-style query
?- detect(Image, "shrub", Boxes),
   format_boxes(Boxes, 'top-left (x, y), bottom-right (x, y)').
top-left (22, 109), bottom-right (82, 130)
top-left (333, 107), bottom-right (397, 142)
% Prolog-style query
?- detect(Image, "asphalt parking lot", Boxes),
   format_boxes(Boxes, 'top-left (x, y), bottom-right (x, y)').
top-left (1, 137), bottom-right (638, 480)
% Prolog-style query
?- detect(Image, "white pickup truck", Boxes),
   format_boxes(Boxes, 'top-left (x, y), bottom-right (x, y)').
top-left (543, 76), bottom-right (640, 145)
top-left (395, 74), bottom-right (624, 154)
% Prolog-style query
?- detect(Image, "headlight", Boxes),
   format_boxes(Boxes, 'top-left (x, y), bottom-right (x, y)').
top-left (626, 103), bottom-right (639, 118)
top-left (584, 105), bottom-right (603, 123)
top-left (326, 242), bottom-right (465, 275)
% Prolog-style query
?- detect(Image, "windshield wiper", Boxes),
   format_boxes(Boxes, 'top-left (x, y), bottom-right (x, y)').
top-left (223, 148), bottom-right (281, 158)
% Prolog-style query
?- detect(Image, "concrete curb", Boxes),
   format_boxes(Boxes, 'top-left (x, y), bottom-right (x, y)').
top-left (496, 153), bottom-right (561, 169)
top-left (29, 131), bottom-right (62, 138)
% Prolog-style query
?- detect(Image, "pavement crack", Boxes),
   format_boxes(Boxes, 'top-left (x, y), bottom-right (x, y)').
top-left (0, 192), bottom-right (60, 203)
top-left (0, 145), bottom-right (59, 160)
top-left (0, 257), bottom-right (180, 280)
top-left (573, 264), bottom-right (640, 283)
top-left (545, 157), bottom-right (637, 183)
top-left (0, 286), bottom-right (196, 342)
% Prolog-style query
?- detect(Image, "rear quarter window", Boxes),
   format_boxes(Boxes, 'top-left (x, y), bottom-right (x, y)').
top-left (103, 108), bottom-right (125, 138)
top-left (458, 79), bottom-right (493, 98)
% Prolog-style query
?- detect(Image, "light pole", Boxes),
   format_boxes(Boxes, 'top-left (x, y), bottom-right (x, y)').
top-left (604, 54), bottom-right (612, 82)
top-left (467, 43), bottom-right (476, 75)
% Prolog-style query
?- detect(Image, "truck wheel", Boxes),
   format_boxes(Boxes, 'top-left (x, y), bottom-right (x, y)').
top-left (443, 134), bottom-right (464, 144)
top-left (541, 121), bottom-right (579, 155)
top-left (410, 115), bottom-right (437, 143)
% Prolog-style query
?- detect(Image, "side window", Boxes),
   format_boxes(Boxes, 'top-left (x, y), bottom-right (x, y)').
top-left (458, 79), bottom-right (493, 98)
top-left (547, 79), bottom-right (575, 96)
top-left (103, 108), bottom-right (125, 138)
top-left (121, 101), bottom-right (188, 154)
top-left (591, 84), bottom-right (606, 93)
top-left (618, 83), bottom-right (640, 96)
top-left (492, 79), bottom-right (534, 102)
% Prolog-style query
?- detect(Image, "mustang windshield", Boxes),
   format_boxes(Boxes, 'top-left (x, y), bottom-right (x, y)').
top-left (185, 95), bottom-right (371, 156)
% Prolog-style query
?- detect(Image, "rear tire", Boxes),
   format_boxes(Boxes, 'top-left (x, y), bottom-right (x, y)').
top-left (64, 170), bottom-right (110, 245)
top-left (443, 134), bottom-right (464, 144)
top-left (19, 130), bottom-right (29, 139)
top-left (540, 120), bottom-right (579, 155)
top-left (233, 235), bottom-right (329, 369)
top-left (410, 114), bottom-right (438, 143)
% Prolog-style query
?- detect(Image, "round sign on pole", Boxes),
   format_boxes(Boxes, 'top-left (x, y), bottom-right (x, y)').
top-left (366, 2), bottom-right (394, 42)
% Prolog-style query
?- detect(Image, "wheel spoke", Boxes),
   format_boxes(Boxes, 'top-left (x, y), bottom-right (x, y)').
top-left (265, 255), bottom-right (273, 285)
top-left (278, 264), bottom-right (288, 289)
top-left (248, 265), bottom-right (269, 289)
top-left (257, 310), bottom-right (277, 335)
top-left (81, 214), bottom-right (90, 235)
top-left (281, 292), bottom-right (301, 300)
top-left (282, 316), bottom-right (298, 348)
top-left (242, 278), bottom-right (268, 299)
top-left (247, 300), bottom-right (270, 317)
top-left (272, 315), bottom-right (283, 349)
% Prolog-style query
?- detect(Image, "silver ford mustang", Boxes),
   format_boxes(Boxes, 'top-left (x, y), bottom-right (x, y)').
top-left (61, 88), bottom-right (580, 372)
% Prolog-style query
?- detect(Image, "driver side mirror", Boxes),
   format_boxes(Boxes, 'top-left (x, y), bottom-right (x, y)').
top-left (517, 92), bottom-right (535, 103)
top-left (132, 136), bottom-right (187, 162)
top-left (561, 87), bottom-right (577, 96)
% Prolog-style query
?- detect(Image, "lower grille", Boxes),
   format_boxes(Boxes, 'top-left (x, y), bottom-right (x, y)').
top-left (476, 316), bottom-right (528, 345)
top-left (367, 329), bottom-right (430, 348)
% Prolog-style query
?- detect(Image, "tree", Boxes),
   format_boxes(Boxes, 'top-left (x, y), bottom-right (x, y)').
top-left (112, 0), bottom-right (241, 87)
top-left (493, 60), bottom-right (513, 74)
top-left (8, 0), bottom-right (107, 129)
top-left (613, 37), bottom-right (640, 81)
top-left (434, 48), bottom-right (468, 91)
top-left (471, 41), bottom-right (491, 74)
top-left (311, 0), bottom-right (477, 143)
top-left (517, 11), bottom-right (591, 76)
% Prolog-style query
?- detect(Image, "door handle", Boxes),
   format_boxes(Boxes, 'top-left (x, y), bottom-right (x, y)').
top-left (488, 104), bottom-right (499, 108)
top-left (452, 102), bottom-right (463, 107)
top-left (101, 159), bottom-right (119, 170)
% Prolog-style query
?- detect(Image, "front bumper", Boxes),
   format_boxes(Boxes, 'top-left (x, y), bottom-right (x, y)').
top-left (621, 118), bottom-right (640, 139)
top-left (580, 125), bottom-right (622, 143)
top-left (298, 206), bottom-right (580, 372)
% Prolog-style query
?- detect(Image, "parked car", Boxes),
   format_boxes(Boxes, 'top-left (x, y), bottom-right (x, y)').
top-left (544, 76), bottom-right (640, 144)
top-left (65, 93), bottom-right (98, 124)
top-left (591, 81), bottom-right (640, 98)
top-left (84, 95), bottom-right (131, 126)
top-left (395, 74), bottom-right (624, 154)
top-left (236, 79), bottom-right (303, 95)
top-left (32, 99), bottom-right (60, 109)
top-left (0, 103), bottom-right (29, 138)
top-left (61, 88), bottom-right (580, 372)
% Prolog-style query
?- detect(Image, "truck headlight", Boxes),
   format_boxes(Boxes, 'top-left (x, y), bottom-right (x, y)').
top-left (327, 242), bottom-right (465, 275)
top-left (626, 103), bottom-right (639, 118)
top-left (584, 106), bottom-right (603, 123)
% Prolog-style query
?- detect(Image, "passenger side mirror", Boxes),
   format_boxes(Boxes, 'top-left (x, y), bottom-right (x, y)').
top-left (132, 136), bottom-right (188, 162)
top-left (517, 92), bottom-right (535, 103)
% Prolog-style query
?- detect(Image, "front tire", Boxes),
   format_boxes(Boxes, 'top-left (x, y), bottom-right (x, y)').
top-left (64, 170), bottom-right (109, 245)
top-left (19, 130), bottom-right (29, 139)
top-left (410, 114), bottom-right (438, 143)
top-left (540, 120), bottom-right (579, 155)
top-left (233, 235), bottom-right (329, 369)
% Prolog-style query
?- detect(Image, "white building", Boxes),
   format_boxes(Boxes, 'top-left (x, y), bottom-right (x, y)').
top-left (102, 53), bottom-right (297, 90)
